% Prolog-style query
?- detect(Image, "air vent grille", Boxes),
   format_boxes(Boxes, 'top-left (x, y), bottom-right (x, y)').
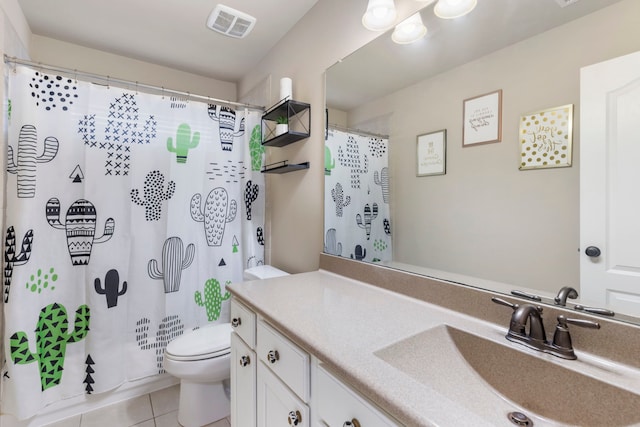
top-left (207, 4), bottom-right (256, 39)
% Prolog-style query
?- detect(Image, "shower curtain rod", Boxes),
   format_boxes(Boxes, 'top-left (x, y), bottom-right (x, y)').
top-left (4, 55), bottom-right (266, 112)
top-left (328, 123), bottom-right (389, 139)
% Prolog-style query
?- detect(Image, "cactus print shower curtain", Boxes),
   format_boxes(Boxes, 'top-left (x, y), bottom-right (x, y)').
top-left (324, 127), bottom-right (392, 263)
top-left (2, 64), bottom-right (266, 420)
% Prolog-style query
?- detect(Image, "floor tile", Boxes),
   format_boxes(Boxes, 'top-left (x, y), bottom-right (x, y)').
top-left (153, 411), bottom-right (179, 427)
top-left (80, 395), bottom-right (153, 427)
top-left (150, 384), bottom-right (180, 417)
top-left (42, 415), bottom-right (82, 427)
top-left (131, 420), bottom-right (155, 427)
top-left (203, 417), bottom-right (230, 427)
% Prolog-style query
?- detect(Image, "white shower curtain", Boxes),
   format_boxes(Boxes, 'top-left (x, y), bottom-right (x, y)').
top-left (1, 64), bottom-right (265, 420)
top-left (324, 127), bottom-right (392, 263)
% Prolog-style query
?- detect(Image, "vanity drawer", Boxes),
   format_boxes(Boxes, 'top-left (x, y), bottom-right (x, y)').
top-left (316, 364), bottom-right (400, 427)
top-left (257, 319), bottom-right (310, 402)
top-left (230, 298), bottom-right (256, 348)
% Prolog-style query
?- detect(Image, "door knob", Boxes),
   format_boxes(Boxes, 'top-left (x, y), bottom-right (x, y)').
top-left (585, 246), bottom-right (601, 257)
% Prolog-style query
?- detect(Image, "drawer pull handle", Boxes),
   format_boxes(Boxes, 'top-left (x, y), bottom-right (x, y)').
top-left (231, 317), bottom-right (241, 327)
top-left (239, 355), bottom-right (250, 367)
top-left (343, 419), bottom-right (361, 427)
top-left (288, 410), bottom-right (302, 425)
top-left (267, 350), bottom-right (280, 364)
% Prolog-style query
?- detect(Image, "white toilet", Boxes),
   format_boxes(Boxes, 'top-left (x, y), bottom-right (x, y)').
top-left (163, 265), bottom-right (289, 427)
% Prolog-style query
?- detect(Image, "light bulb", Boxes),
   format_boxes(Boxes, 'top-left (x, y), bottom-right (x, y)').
top-left (434, 0), bottom-right (477, 19)
top-left (362, 0), bottom-right (397, 31)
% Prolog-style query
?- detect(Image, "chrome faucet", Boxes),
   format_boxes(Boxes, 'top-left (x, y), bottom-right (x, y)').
top-left (492, 297), bottom-right (600, 359)
top-left (554, 286), bottom-right (578, 306)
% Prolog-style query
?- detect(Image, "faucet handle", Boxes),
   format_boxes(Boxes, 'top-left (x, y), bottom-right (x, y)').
top-left (492, 297), bottom-right (543, 313)
top-left (491, 297), bottom-right (517, 310)
top-left (558, 315), bottom-right (600, 330)
top-left (552, 315), bottom-right (600, 359)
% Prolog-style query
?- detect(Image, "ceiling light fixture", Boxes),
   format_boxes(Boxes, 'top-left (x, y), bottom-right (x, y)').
top-left (433, 0), bottom-right (477, 19)
top-left (392, 13), bottom-right (427, 44)
top-left (362, 0), bottom-right (397, 31)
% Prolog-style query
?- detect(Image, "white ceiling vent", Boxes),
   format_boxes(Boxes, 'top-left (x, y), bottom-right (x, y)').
top-left (207, 4), bottom-right (256, 39)
top-left (553, 0), bottom-right (581, 8)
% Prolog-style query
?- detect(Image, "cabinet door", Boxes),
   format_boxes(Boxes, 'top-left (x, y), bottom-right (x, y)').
top-left (231, 333), bottom-right (256, 427)
top-left (257, 361), bottom-right (309, 427)
top-left (315, 364), bottom-right (400, 427)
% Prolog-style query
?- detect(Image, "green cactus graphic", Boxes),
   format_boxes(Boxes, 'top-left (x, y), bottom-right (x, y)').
top-left (167, 123), bottom-right (200, 164)
top-left (325, 146), bottom-right (335, 176)
top-left (26, 267), bottom-right (58, 294)
top-left (10, 303), bottom-right (90, 390)
top-left (195, 278), bottom-right (231, 321)
top-left (249, 124), bottom-right (265, 171)
top-left (8, 125), bottom-right (59, 198)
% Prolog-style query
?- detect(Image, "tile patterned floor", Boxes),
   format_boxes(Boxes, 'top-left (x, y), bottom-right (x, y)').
top-left (42, 385), bottom-right (230, 427)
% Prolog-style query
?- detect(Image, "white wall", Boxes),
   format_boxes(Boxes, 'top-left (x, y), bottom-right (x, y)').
top-left (346, 0), bottom-right (640, 293)
top-left (238, 0), bottom-right (424, 273)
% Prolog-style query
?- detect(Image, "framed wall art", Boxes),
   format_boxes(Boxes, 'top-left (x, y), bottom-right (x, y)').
top-left (519, 104), bottom-right (573, 170)
top-left (417, 129), bottom-right (446, 176)
top-left (463, 89), bottom-right (502, 146)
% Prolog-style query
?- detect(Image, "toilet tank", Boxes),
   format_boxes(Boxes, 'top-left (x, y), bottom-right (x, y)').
top-left (243, 265), bottom-right (289, 280)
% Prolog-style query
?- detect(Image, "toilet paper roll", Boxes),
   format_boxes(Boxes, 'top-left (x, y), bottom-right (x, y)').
top-left (280, 77), bottom-right (292, 101)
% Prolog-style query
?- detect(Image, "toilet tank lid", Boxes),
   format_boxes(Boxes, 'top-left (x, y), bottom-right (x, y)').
top-left (166, 323), bottom-right (231, 357)
top-left (244, 265), bottom-right (289, 280)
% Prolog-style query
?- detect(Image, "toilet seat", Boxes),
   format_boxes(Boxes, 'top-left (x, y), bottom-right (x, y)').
top-left (165, 323), bottom-right (231, 362)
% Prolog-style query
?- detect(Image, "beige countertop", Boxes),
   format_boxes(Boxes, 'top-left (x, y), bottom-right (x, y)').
top-left (227, 269), bottom-right (640, 427)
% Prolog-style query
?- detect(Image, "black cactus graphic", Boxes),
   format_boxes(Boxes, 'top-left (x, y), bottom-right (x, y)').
top-left (148, 237), bottom-right (195, 293)
top-left (4, 226), bottom-right (33, 303)
top-left (191, 188), bottom-right (237, 246)
top-left (331, 182), bottom-right (351, 217)
top-left (351, 245), bottom-right (366, 261)
top-left (257, 227), bottom-right (264, 246)
top-left (46, 198), bottom-right (115, 266)
top-left (10, 303), bottom-right (90, 390)
top-left (95, 269), bottom-right (127, 308)
top-left (245, 181), bottom-right (259, 220)
top-left (368, 137), bottom-right (387, 158)
top-left (30, 72), bottom-right (79, 111)
top-left (383, 218), bottom-right (391, 236)
top-left (324, 228), bottom-right (342, 256)
top-left (131, 170), bottom-right (176, 221)
top-left (78, 93), bottom-right (157, 176)
top-left (337, 135), bottom-right (369, 189)
top-left (7, 125), bottom-right (59, 198)
top-left (135, 315), bottom-right (184, 374)
top-left (84, 355), bottom-right (95, 394)
top-left (208, 105), bottom-right (245, 151)
top-left (356, 203), bottom-right (379, 240)
top-left (374, 167), bottom-right (389, 204)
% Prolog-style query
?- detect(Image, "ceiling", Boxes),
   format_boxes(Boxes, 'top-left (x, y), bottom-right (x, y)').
top-left (17, 0), bottom-right (319, 82)
top-left (327, 0), bottom-right (624, 112)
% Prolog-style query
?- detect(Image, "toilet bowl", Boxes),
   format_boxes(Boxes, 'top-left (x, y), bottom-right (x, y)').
top-left (163, 323), bottom-right (232, 427)
top-left (164, 266), bottom-right (289, 426)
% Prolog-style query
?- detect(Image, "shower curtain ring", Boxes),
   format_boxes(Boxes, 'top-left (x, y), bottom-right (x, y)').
top-left (135, 81), bottom-right (139, 95)
top-left (107, 76), bottom-right (110, 89)
top-left (162, 87), bottom-right (165, 99)
top-left (74, 69), bottom-right (78, 84)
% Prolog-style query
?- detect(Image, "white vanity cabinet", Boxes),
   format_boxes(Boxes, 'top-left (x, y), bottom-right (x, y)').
top-left (230, 299), bottom-right (257, 426)
top-left (313, 362), bottom-right (401, 427)
top-left (230, 296), bottom-right (400, 427)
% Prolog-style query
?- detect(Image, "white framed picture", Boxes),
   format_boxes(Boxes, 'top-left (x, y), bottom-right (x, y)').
top-left (417, 129), bottom-right (446, 176)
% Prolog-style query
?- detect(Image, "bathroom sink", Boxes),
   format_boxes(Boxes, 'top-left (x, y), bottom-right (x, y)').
top-left (374, 325), bottom-right (640, 427)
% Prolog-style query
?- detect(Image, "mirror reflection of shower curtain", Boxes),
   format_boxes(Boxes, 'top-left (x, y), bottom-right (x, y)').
top-left (324, 127), bottom-right (391, 263)
top-left (1, 64), bottom-right (265, 420)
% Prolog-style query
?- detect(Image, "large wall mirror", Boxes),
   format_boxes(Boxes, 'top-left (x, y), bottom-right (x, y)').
top-left (324, 0), bottom-right (640, 325)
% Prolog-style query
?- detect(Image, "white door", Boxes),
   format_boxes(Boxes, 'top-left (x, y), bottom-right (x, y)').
top-left (580, 50), bottom-right (640, 317)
